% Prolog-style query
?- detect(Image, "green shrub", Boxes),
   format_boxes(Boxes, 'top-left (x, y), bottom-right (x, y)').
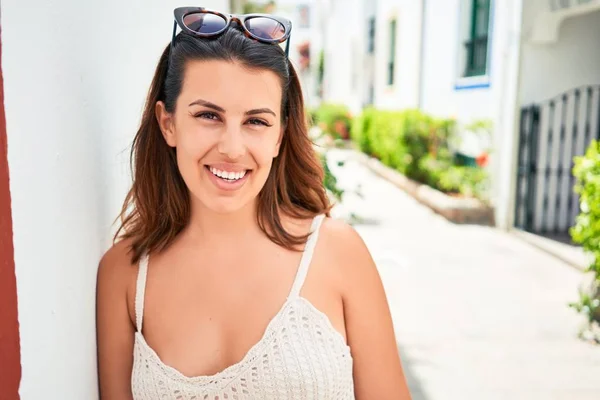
top-left (242, 1), bottom-right (275, 13)
top-left (403, 110), bottom-right (440, 181)
top-left (571, 140), bottom-right (600, 279)
top-left (313, 103), bottom-right (352, 139)
top-left (438, 166), bottom-right (489, 200)
top-left (307, 107), bottom-right (317, 127)
top-left (418, 152), bottom-right (452, 188)
top-left (350, 108), bottom-right (452, 176)
top-left (570, 140), bottom-right (600, 334)
top-left (350, 107), bottom-right (377, 155)
top-left (369, 110), bottom-right (406, 170)
top-left (350, 108), bottom-right (489, 201)
top-left (319, 152), bottom-right (344, 202)
top-left (317, 50), bottom-right (325, 97)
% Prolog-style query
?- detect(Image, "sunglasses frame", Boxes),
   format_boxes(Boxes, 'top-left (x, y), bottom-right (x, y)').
top-left (172, 7), bottom-right (292, 56)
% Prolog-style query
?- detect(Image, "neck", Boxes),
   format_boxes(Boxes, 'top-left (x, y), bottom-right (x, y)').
top-left (183, 197), bottom-right (261, 243)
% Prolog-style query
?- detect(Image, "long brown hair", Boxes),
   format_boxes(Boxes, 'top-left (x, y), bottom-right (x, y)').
top-left (115, 29), bottom-right (331, 264)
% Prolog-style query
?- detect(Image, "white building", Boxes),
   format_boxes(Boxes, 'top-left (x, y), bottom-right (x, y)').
top-left (231, 0), bottom-right (323, 107)
top-left (0, 0), bottom-right (229, 398)
top-left (512, 0), bottom-right (600, 238)
top-left (319, 0), bottom-right (423, 113)
top-left (321, 0), bottom-right (600, 235)
top-left (272, 0), bottom-right (323, 107)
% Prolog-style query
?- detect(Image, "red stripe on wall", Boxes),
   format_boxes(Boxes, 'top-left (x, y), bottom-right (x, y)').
top-left (0, 21), bottom-right (22, 400)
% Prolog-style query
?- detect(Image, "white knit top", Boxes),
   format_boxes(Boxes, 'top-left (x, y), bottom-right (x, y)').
top-left (131, 215), bottom-right (355, 399)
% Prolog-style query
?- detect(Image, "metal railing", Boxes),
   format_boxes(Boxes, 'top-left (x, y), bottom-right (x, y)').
top-left (514, 85), bottom-right (600, 235)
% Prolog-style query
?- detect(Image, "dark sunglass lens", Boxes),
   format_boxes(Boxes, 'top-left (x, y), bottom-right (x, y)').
top-left (183, 12), bottom-right (227, 34)
top-left (245, 17), bottom-right (285, 40)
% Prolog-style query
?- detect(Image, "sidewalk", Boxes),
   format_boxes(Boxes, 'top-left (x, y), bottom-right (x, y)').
top-left (327, 148), bottom-right (600, 400)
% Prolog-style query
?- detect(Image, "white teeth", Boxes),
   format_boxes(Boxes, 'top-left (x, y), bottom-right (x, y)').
top-left (209, 167), bottom-right (247, 181)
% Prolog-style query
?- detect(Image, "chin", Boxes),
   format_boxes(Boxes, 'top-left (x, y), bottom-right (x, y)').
top-left (195, 193), bottom-right (255, 215)
top-left (207, 200), bottom-right (248, 214)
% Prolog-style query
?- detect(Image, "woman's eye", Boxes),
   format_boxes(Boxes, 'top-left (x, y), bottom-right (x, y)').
top-left (195, 112), bottom-right (220, 121)
top-left (247, 118), bottom-right (270, 127)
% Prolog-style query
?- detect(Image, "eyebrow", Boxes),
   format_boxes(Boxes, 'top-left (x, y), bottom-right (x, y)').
top-left (189, 99), bottom-right (277, 117)
top-left (246, 108), bottom-right (277, 117)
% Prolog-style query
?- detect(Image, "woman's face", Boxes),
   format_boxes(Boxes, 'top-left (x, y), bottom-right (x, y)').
top-left (156, 60), bottom-right (284, 214)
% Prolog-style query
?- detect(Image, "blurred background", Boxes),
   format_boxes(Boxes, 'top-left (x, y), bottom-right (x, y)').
top-left (1, 0), bottom-right (600, 398)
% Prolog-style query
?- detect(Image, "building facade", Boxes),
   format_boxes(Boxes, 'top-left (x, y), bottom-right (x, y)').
top-left (321, 0), bottom-right (600, 233)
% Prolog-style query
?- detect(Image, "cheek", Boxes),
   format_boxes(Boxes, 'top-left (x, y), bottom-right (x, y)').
top-left (173, 132), bottom-right (214, 185)
top-left (176, 129), bottom-right (212, 162)
top-left (248, 135), bottom-right (281, 166)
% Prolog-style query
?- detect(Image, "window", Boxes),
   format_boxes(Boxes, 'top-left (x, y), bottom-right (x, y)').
top-left (464, 0), bottom-right (490, 77)
top-left (367, 17), bottom-right (376, 54)
top-left (388, 19), bottom-right (397, 85)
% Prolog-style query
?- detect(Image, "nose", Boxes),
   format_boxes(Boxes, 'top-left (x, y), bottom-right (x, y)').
top-left (217, 124), bottom-right (246, 160)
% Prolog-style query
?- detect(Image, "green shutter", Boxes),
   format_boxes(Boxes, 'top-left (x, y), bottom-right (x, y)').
top-left (388, 19), bottom-right (397, 85)
top-left (465, 0), bottom-right (490, 77)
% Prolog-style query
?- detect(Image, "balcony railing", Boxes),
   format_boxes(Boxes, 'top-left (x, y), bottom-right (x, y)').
top-left (533, 0), bottom-right (600, 42)
top-left (550, 0), bottom-right (595, 11)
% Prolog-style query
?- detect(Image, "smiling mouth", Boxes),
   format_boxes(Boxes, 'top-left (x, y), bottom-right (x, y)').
top-left (206, 166), bottom-right (250, 182)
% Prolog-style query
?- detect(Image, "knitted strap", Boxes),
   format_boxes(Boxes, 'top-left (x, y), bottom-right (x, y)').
top-left (135, 254), bottom-right (149, 333)
top-left (289, 215), bottom-right (326, 298)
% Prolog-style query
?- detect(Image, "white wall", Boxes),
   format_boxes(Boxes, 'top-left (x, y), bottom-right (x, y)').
top-left (508, 1), bottom-right (600, 232)
top-left (420, 0), bottom-right (502, 123)
top-left (419, 0), bottom-right (529, 229)
top-left (520, 2), bottom-right (600, 103)
top-left (321, 0), bottom-right (367, 113)
top-left (489, 0), bottom-right (525, 229)
top-left (274, 0), bottom-right (322, 108)
top-left (1, 0), bottom-right (228, 398)
top-left (373, 0), bottom-right (422, 110)
top-left (321, 0), bottom-right (424, 113)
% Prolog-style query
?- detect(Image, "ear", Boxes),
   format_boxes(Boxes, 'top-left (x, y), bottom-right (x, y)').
top-left (155, 101), bottom-right (177, 147)
top-left (273, 123), bottom-right (285, 158)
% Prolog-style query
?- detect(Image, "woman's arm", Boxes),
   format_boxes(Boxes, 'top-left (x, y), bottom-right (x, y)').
top-left (96, 241), bottom-right (136, 399)
top-left (325, 219), bottom-right (412, 399)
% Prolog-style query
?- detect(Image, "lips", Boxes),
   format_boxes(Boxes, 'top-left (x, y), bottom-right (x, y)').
top-left (204, 165), bottom-right (252, 191)
top-left (208, 166), bottom-right (248, 181)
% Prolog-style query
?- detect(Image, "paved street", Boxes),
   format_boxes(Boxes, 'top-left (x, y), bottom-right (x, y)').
top-left (327, 148), bottom-right (600, 400)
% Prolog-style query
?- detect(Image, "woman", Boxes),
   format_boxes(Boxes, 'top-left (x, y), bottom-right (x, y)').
top-left (96, 6), bottom-right (411, 399)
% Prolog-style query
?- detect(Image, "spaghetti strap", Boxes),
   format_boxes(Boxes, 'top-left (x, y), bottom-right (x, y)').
top-left (135, 254), bottom-right (149, 333)
top-left (288, 214), bottom-right (326, 299)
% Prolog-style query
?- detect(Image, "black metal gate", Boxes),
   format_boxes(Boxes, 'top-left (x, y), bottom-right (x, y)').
top-left (515, 85), bottom-right (600, 237)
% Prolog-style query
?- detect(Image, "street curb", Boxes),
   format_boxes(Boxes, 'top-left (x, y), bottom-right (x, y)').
top-left (352, 150), bottom-right (496, 226)
top-left (510, 229), bottom-right (589, 272)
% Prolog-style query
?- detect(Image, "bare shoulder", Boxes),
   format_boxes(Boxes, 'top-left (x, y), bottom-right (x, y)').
top-left (96, 238), bottom-right (139, 397)
top-left (318, 217), bottom-right (373, 271)
top-left (318, 216), bottom-right (366, 252)
top-left (97, 238), bottom-right (139, 322)
top-left (318, 217), bottom-right (377, 295)
top-left (98, 238), bottom-right (137, 286)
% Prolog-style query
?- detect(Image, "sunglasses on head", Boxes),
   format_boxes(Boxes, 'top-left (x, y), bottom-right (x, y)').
top-left (171, 7), bottom-right (293, 56)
